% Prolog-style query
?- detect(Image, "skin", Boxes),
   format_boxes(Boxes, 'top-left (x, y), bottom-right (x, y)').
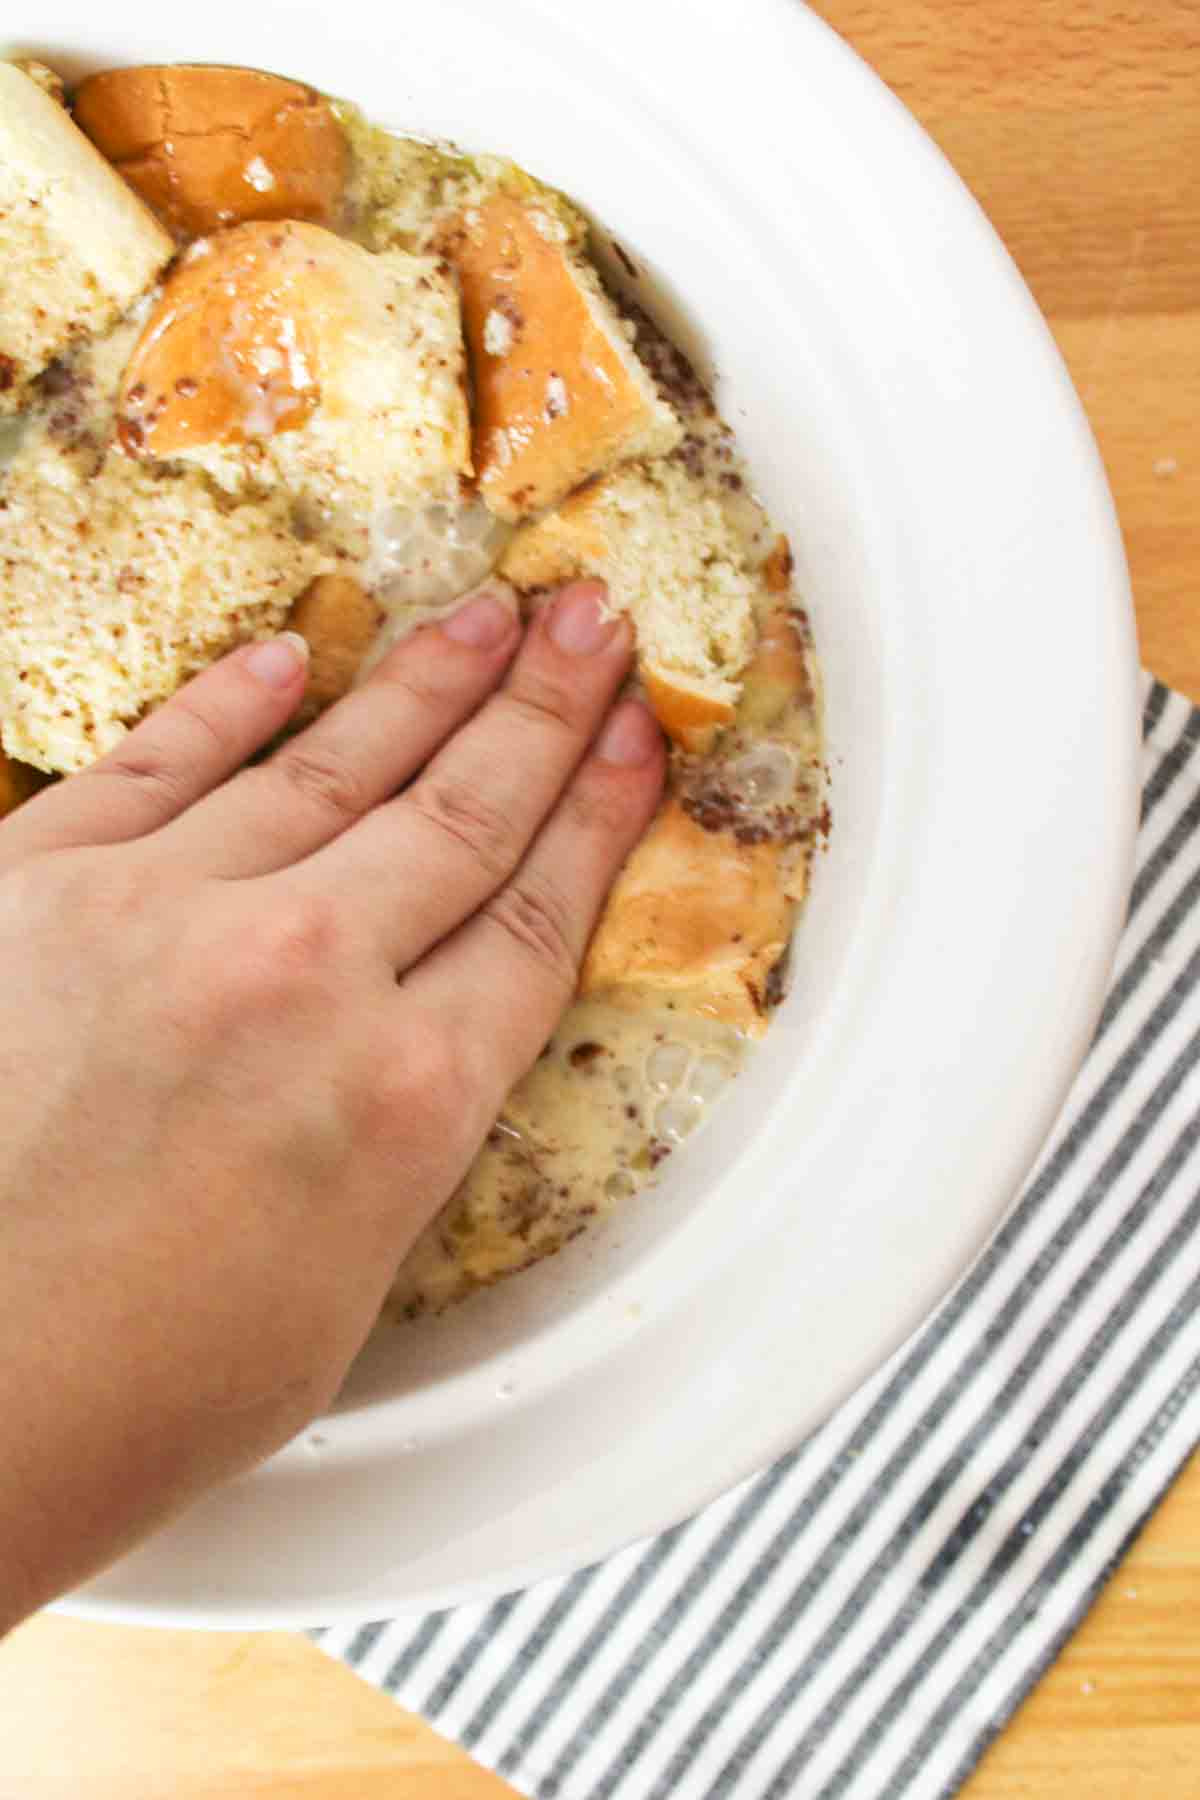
top-left (0, 578), bottom-right (664, 1633)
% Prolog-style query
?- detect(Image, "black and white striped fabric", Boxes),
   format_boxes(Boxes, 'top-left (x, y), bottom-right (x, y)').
top-left (317, 675), bottom-right (1200, 1800)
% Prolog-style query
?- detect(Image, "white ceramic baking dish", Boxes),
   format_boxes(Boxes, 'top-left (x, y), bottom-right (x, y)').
top-left (2, 0), bottom-right (1139, 1624)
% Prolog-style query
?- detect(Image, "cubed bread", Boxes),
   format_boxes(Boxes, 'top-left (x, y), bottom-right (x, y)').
top-left (73, 65), bottom-right (350, 240)
top-left (0, 439), bottom-right (323, 773)
top-left (116, 221), bottom-right (471, 530)
top-left (0, 63), bottom-right (173, 414)
top-left (443, 193), bottom-right (681, 519)
top-left (286, 573), bottom-right (383, 723)
top-left (499, 459), bottom-right (758, 750)
top-left (582, 592), bottom-right (817, 1032)
top-left (581, 798), bottom-right (791, 1035)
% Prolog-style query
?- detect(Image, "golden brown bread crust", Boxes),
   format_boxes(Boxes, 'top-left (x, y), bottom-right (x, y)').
top-left (117, 221), bottom-right (324, 456)
top-left (581, 798), bottom-right (790, 1035)
top-left (639, 668), bottom-right (734, 753)
top-left (0, 751), bottom-right (23, 820)
top-left (582, 582), bottom-right (815, 1031)
top-left (443, 194), bottom-right (678, 520)
top-left (762, 532), bottom-right (794, 595)
top-left (115, 220), bottom-right (471, 517)
top-left (287, 574), bottom-right (383, 723)
top-left (73, 65), bottom-right (349, 239)
top-left (0, 750), bottom-right (42, 821)
top-left (738, 589), bottom-right (815, 748)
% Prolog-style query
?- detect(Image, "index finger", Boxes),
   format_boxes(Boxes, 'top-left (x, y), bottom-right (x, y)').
top-left (278, 581), bottom-right (635, 970)
top-left (398, 698), bottom-right (665, 1103)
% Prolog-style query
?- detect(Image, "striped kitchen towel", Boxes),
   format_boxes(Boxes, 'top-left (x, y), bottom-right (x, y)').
top-left (317, 675), bottom-right (1200, 1800)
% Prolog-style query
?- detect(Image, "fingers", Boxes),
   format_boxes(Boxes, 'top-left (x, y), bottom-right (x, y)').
top-left (159, 586), bottom-right (521, 878)
top-left (400, 699), bottom-right (665, 1102)
top-left (0, 635), bottom-right (310, 873)
top-left (282, 581), bottom-right (636, 968)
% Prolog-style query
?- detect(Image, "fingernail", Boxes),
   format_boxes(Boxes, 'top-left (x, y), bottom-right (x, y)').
top-left (594, 700), bottom-right (662, 767)
top-left (442, 591), bottom-right (514, 648)
top-left (549, 582), bottom-right (620, 655)
top-left (245, 632), bottom-right (310, 689)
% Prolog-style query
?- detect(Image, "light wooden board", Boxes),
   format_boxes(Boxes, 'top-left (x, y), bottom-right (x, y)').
top-left (1, 2), bottom-right (1197, 1793)
top-left (0, 1459), bottom-right (1196, 1798)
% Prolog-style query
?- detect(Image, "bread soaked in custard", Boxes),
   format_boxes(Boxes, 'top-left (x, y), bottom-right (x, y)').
top-left (0, 61), bottom-right (827, 1316)
top-left (392, 1001), bottom-right (742, 1315)
top-left (392, 559), bottom-right (823, 1316)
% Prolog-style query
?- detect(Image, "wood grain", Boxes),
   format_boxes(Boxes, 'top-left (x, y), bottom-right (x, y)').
top-left (0, 2), bottom-right (1197, 1794)
top-left (808, 0), bottom-right (1200, 702)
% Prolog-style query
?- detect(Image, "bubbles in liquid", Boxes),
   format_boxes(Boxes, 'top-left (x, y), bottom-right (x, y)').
top-left (366, 496), bottom-right (511, 604)
top-left (655, 1094), bottom-right (705, 1144)
top-left (646, 1041), bottom-right (691, 1092)
top-left (454, 501), bottom-right (506, 547)
top-left (373, 504), bottom-right (414, 559)
top-left (291, 493), bottom-right (337, 541)
top-left (0, 415), bottom-right (27, 471)
top-left (728, 741), bottom-right (800, 804)
top-left (690, 1054), bottom-right (733, 1103)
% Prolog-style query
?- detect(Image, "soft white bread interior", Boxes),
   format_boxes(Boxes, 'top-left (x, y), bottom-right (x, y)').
top-left (116, 221), bottom-right (471, 533)
top-left (73, 64), bottom-right (349, 240)
top-left (0, 63), bottom-right (174, 415)
top-left (0, 433), bottom-right (323, 773)
top-left (442, 193), bottom-right (681, 520)
top-left (499, 459), bottom-right (758, 750)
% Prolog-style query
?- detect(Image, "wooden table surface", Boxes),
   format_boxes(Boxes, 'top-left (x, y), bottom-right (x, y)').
top-left (2, 3), bottom-right (1198, 1794)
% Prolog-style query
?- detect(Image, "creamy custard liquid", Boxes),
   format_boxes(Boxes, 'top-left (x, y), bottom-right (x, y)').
top-left (390, 1001), bottom-right (744, 1316)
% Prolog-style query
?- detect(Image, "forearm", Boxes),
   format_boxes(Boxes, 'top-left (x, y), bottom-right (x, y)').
top-left (0, 1249), bottom-right (337, 1633)
top-left (0, 1312), bottom-right (108, 1633)
top-left (0, 1279), bottom-right (163, 1630)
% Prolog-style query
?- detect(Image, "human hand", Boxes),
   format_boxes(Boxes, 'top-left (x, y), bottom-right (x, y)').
top-left (0, 579), bottom-right (663, 1625)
